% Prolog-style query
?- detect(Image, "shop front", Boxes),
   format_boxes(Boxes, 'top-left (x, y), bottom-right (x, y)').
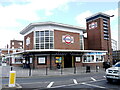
top-left (18, 50), bottom-right (107, 69)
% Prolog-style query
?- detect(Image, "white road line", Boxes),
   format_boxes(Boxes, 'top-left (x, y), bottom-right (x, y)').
top-left (82, 83), bottom-right (106, 88)
top-left (20, 81), bottom-right (49, 85)
top-left (51, 79), bottom-right (106, 88)
top-left (91, 77), bottom-right (96, 81)
top-left (73, 79), bottom-right (78, 84)
top-left (47, 82), bottom-right (54, 88)
top-left (103, 76), bottom-right (106, 78)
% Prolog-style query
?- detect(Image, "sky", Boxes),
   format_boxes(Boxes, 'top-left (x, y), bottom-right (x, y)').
top-left (0, 0), bottom-right (119, 48)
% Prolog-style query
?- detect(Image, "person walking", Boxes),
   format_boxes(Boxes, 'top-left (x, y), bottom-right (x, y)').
top-left (23, 59), bottom-right (26, 69)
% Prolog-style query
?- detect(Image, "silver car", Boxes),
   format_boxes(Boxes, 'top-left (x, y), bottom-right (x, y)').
top-left (106, 62), bottom-right (120, 82)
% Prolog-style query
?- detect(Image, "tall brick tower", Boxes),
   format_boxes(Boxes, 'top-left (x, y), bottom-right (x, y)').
top-left (86, 12), bottom-right (112, 63)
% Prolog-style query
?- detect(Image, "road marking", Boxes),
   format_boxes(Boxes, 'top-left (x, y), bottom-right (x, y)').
top-left (51, 79), bottom-right (106, 88)
top-left (16, 83), bottom-right (22, 88)
top-left (103, 76), bottom-right (106, 78)
top-left (91, 77), bottom-right (96, 81)
top-left (20, 81), bottom-right (49, 85)
top-left (81, 83), bottom-right (106, 88)
top-left (73, 79), bottom-right (78, 84)
top-left (47, 82), bottom-right (54, 88)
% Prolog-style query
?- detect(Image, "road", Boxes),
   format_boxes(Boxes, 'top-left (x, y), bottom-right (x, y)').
top-left (2, 72), bottom-right (120, 89)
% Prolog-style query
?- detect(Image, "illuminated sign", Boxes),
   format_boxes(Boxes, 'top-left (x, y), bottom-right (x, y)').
top-left (62, 35), bottom-right (74, 44)
top-left (85, 52), bottom-right (106, 55)
top-left (55, 57), bottom-right (62, 63)
top-left (89, 22), bottom-right (97, 29)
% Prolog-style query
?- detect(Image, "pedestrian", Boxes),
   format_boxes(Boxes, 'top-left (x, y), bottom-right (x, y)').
top-left (23, 59), bottom-right (26, 69)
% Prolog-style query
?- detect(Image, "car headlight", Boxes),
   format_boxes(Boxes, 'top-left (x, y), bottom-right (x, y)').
top-left (113, 70), bottom-right (119, 73)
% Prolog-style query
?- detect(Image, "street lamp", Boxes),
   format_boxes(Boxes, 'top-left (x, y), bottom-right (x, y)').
top-left (107, 15), bottom-right (114, 62)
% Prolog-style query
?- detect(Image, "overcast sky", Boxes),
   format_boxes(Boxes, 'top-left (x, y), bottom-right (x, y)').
top-left (0, 0), bottom-right (119, 48)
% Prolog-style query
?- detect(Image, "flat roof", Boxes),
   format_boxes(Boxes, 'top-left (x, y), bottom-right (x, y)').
top-left (86, 12), bottom-right (111, 22)
top-left (20, 21), bottom-right (86, 35)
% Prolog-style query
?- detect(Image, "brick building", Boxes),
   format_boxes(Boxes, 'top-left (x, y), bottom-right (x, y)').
top-left (10, 40), bottom-right (23, 49)
top-left (85, 12), bottom-right (112, 63)
top-left (19, 12), bottom-right (111, 69)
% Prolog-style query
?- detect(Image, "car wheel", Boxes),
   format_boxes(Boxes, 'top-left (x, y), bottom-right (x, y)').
top-left (107, 78), bottom-right (113, 83)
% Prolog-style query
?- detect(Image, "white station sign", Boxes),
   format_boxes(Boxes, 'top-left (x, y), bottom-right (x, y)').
top-left (62, 35), bottom-right (74, 44)
top-left (26, 37), bottom-right (30, 46)
top-left (89, 22), bottom-right (97, 29)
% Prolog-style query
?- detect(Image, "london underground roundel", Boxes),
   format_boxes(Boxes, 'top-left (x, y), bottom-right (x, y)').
top-left (62, 35), bottom-right (74, 44)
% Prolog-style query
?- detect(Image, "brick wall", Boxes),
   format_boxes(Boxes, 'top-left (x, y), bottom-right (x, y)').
top-left (24, 32), bottom-right (34, 50)
top-left (54, 30), bottom-right (80, 50)
top-left (10, 40), bottom-right (23, 49)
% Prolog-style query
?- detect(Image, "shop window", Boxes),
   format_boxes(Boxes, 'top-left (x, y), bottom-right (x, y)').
top-left (83, 55), bottom-right (94, 63)
top-left (55, 56), bottom-right (62, 64)
top-left (37, 56), bottom-right (47, 65)
top-left (75, 57), bottom-right (81, 62)
top-left (96, 55), bottom-right (104, 62)
top-left (30, 57), bottom-right (32, 64)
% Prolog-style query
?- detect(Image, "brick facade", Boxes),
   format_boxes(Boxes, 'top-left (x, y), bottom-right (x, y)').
top-left (54, 30), bottom-right (80, 50)
top-left (10, 40), bottom-right (23, 49)
top-left (24, 32), bottom-right (34, 50)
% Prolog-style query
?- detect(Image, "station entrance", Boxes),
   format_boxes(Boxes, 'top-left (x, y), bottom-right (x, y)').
top-left (64, 53), bottom-right (72, 68)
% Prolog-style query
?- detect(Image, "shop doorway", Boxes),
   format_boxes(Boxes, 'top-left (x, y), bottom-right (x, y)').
top-left (64, 53), bottom-right (72, 68)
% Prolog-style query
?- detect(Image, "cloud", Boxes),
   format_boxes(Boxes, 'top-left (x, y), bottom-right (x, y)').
top-left (75, 10), bottom-right (93, 27)
top-left (0, 0), bottom-right (74, 48)
top-left (0, 29), bottom-right (23, 48)
top-left (104, 8), bottom-right (118, 21)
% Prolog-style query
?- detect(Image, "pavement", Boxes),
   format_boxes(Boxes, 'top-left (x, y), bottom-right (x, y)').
top-left (1, 65), bottom-right (105, 78)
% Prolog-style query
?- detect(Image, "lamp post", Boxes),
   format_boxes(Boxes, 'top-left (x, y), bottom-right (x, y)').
top-left (107, 15), bottom-right (114, 62)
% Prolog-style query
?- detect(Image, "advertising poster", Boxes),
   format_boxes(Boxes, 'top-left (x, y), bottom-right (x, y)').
top-left (55, 57), bottom-right (62, 63)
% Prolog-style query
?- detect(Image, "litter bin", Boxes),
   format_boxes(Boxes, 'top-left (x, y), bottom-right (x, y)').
top-left (86, 66), bottom-right (90, 73)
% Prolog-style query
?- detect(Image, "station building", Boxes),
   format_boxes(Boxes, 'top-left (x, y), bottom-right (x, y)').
top-left (12, 12), bottom-right (112, 69)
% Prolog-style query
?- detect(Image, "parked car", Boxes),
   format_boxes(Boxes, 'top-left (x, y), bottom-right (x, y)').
top-left (106, 62), bottom-right (120, 82)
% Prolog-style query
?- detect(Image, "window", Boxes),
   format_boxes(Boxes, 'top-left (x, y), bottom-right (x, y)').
top-left (37, 57), bottom-right (46, 65)
top-left (12, 42), bottom-right (14, 45)
top-left (36, 31), bottom-right (39, 37)
top-left (83, 55), bottom-right (94, 63)
top-left (36, 38), bottom-right (39, 43)
top-left (30, 57), bottom-right (32, 64)
top-left (40, 31), bottom-right (44, 36)
top-left (19, 42), bottom-right (22, 45)
top-left (75, 57), bottom-right (81, 62)
top-left (35, 30), bottom-right (54, 49)
top-left (45, 30), bottom-right (49, 36)
top-left (80, 35), bottom-right (84, 50)
top-left (96, 55), bottom-right (104, 62)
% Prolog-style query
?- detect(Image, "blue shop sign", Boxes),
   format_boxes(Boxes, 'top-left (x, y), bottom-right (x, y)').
top-left (85, 52), bottom-right (106, 55)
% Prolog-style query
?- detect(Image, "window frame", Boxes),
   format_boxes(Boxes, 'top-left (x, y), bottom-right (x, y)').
top-left (37, 56), bottom-right (47, 65)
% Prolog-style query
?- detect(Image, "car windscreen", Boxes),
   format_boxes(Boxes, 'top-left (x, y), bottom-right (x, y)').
top-left (114, 63), bottom-right (120, 67)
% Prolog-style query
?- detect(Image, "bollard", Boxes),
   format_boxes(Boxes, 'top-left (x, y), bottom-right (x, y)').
top-left (61, 66), bottom-right (63, 75)
top-left (86, 66), bottom-right (90, 73)
top-left (11, 66), bottom-right (13, 71)
top-left (46, 67), bottom-right (48, 75)
top-left (74, 66), bottom-right (76, 74)
top-left (9, 71), bottom-right (16, 87)
top-left (29, 67), bottom-right (32, 76)
top-left (96, 66), bottom-right (99, 72)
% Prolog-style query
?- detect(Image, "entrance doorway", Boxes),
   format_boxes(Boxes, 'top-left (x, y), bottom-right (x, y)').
top-left (64, 53), bottom-right (72, 68)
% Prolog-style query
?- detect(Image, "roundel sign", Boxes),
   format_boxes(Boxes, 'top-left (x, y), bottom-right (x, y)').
top-left (62, 35), bottom-right (74, 44)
